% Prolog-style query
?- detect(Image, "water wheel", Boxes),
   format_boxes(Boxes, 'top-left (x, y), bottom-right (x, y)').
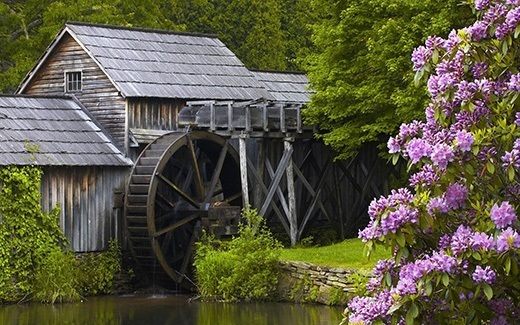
top-left (125, 131), bottom-right (242, 287)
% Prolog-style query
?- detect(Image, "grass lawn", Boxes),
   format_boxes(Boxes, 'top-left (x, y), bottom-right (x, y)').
top-left (279, 238), bottom-right (392, 270)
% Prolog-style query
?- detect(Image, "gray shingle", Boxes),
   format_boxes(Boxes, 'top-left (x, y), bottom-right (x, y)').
top-left (67, 23), bottom-right (273, 101)
top-left (0, 95), bottom-right (132, 166)
top-left (251, 70), bottom-right (312, 104)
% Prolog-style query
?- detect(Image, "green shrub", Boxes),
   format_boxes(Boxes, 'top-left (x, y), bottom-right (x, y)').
top-left (34, 248), bottom-right (80, 303)
top-left (77, 239), bottom-right (122, 296)
top-left (194, 209), bottom-right (282, 302)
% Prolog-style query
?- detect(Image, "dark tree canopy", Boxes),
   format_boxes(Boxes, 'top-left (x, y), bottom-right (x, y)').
top-left (304, 0), bottom-right (474, 159)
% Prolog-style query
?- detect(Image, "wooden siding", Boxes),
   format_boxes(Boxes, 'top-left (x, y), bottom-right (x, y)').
top-left (128, 98), bottom-right (184, 131)
top-left (22, 34), bottom-right (127, 150)
top-left (40, 166), bottom-right (129, 252)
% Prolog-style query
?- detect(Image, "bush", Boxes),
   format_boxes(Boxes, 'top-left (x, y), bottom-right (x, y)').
top-left (77, 239), bottom-right (122, 296)
top-left (346, 1), bottom-right (520, 323)
top-left (194, 209), bottom-right (282, 302)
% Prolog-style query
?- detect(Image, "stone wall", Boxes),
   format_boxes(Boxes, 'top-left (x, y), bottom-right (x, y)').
top-left (277, 261), bottom-right (370, 305)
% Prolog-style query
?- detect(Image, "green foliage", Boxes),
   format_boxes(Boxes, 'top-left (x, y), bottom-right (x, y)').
top-left (77, 239), bottom-right (122, 296)
top-left (0, 166), bottom-right (65, 302)
top-left (194, 209), bottom-right (282, 302)
top-left (33, 248), bottom-right (80, 303)
top-left (304, 0), bottom-right (474, 159)
top-left (0, 166), bottom-right (121, 303)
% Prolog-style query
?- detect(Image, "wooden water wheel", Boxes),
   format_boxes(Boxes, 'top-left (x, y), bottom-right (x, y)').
top-left (125, 131), bottom-right (242, 286)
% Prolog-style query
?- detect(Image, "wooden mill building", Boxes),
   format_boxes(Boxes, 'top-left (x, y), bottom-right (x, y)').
top-left (6, 22), bottom-right (390, 285)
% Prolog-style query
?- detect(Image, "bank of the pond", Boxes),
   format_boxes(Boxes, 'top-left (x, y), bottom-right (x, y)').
top-left (277, 260), bottom-right (369, 306)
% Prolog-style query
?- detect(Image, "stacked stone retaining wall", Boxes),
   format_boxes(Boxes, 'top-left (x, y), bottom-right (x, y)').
top-left (277, 261), bottom-right (370, 305)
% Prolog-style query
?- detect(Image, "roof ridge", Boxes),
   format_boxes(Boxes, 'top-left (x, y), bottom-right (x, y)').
top-left (249, 69), bottom-right (307, 75)
top-left (66, 21), bottom-right (220, 39)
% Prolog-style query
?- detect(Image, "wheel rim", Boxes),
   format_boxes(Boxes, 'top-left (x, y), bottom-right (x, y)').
top-left (126, 131), bottom-right (242, 285)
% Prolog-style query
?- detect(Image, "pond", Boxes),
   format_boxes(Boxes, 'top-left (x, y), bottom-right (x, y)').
top-left (0, 295), bottom-right (344, 325)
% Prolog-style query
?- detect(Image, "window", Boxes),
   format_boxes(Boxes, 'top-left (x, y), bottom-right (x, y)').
top-left (65, 71), bottom-right (82, 93)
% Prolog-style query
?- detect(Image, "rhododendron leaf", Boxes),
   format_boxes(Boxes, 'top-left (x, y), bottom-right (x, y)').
top-left (396, 233), bottom-right (406, 247)
top-left (442, 273), bottom-right (450, 287)
top-left (515, 25), bottom-right (520, 38)
top-left (392, 153), bottom-right (400, 166)
top-left (424, 281), bottom-right (432, 296)
top-left (508, 166), bottom-right (515, 181)
top-left (486, 161), bottom-right (495, 174)
top-left (406, 303), bottom-right (419, 324)
top-left (505, 256), bottom-right (511, 275)
top-left (482, 284), bottom-right (493, 300)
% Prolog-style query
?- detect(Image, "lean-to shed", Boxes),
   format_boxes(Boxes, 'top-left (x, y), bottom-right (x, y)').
top-left (0, 95), bottom-right (132, 251)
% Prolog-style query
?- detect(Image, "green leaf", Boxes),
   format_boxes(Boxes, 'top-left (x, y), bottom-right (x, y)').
top-left (483, 284), bottom-right (493, 300)
top-left (396, 232), bottom-right (406, 247)
top-left (486, 161), bottom-right (495, 174)
top-left (406, 303), bottom-right (419, 324)
top-left (442, 273), bottom-right (450, 287)
top-left (508, 166), bottom-right (515, 181)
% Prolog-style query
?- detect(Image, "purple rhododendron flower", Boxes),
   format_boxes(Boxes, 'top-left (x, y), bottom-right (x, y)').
top-left (454, 130), bottom-right (474, 152)
top-left (387, 136), bottom-right (401, 154)
top-left (430, 143), bottom-right (454, 169)
top-left (412, 46), bottom-right (431, 71)
top-left (406, 138), bottom-right (432, 164)
top-left (472, 265), bottom-right (497, 284)
top-left (348, 290), bottom-right (394, 324)
top-left (470, 232), bottom-right (495, 251)
top-left (451, 225), bottom-right (473, 256)
top-left (475, 0), bottom-right (490, 11)
top-left (507, 73), bottom-right (520, 92)
top-left (445, 183), bottom-right (468, 210)
top-left (490, 201), bottom-right (517, 229)
top-left (496, 227), bottom-right (520, 253)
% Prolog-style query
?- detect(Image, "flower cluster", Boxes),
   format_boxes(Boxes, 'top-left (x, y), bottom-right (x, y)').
top-left (348, 1), bottom-right (520, 323)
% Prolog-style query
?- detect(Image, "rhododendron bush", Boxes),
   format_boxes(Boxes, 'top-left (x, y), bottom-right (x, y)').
top-left (345, 1), bottom-right (520, 324)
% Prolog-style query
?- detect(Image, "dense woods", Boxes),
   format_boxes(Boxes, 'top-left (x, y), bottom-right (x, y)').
top-left (1, 0), bottom-right (471, 156)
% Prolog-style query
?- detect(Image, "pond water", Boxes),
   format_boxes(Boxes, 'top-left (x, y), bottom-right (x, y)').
top-left (0, 295), bottom-right (344, 325)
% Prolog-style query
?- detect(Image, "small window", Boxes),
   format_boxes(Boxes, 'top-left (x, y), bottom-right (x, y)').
top-left (65, 71), bottom-right (82, 93)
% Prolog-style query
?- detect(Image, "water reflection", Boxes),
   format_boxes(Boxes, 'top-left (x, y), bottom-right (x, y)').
top-left (0, 295), bottom-right (343, 325)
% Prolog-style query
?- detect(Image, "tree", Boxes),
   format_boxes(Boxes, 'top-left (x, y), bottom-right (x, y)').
top-left (304, 0), bottom-right (474, 159)
top-left (346, 1), bottom-right (520, 323)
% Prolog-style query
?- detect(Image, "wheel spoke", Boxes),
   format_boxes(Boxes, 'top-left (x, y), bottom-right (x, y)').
top-left (187, 136), bottom-right (205, 201)
top-left (156, 172), bottom-right (200, 209)
top-left (204, 142), bottom-right (229, 205)
top-left (153, 213), bottom-right (199, 238)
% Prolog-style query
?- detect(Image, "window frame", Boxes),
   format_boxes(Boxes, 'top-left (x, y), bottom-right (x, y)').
top-left (64, 70), bottom-right (83, 93)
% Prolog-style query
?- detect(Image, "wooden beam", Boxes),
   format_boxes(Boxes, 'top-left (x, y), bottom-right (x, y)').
top-left (285, 138), bottom-right (298, 246)
top-left (239, 134), bottom-right (250, 208)
top-left (259, 145), bottom-right (293, 217)
top-left (210, 102), bottom-right (215, 131)
top-left (246, 157), bottom-right (290, 235)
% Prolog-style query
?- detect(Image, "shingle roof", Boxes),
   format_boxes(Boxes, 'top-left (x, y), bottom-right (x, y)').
top-left (65, 22), bottom-right (274, 101)
top-left (251, 70), bottom-right (311, 104)
top-left (0, 95), bottom-right (132, 166)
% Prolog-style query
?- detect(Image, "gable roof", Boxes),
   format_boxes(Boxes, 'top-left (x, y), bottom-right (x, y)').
top-left (251, 70), bottom-right (311, 104)
top-left (19, 22), bottom-right (274, 101)
top-left (0, 95), bottom-right (132, 166)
